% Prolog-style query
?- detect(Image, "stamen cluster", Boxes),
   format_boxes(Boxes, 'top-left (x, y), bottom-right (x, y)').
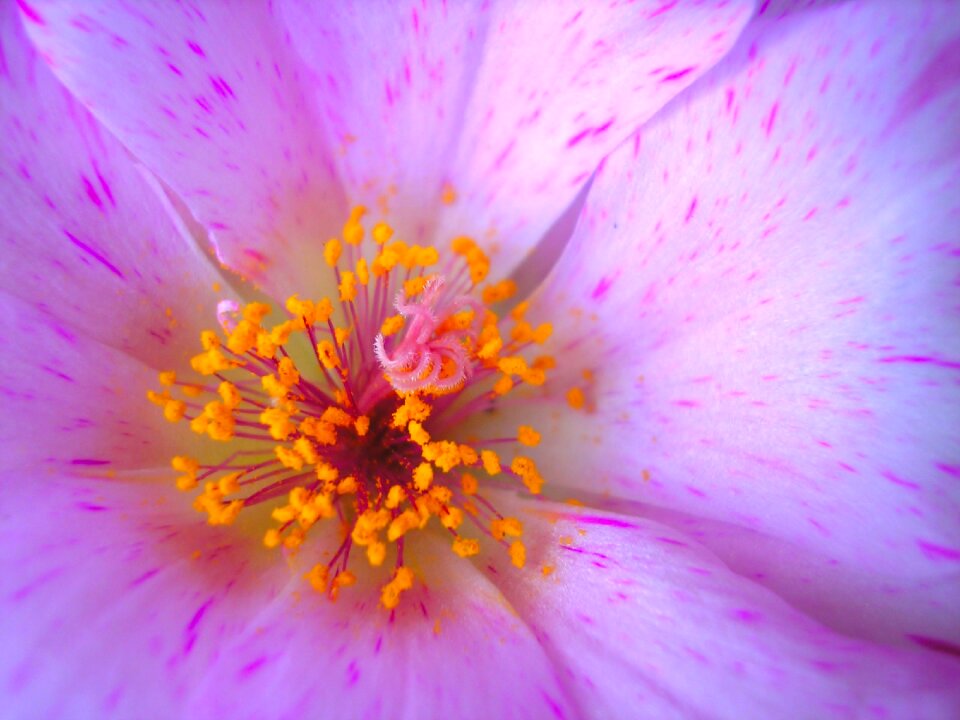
top-left (149, 206), bottom-right (554, 608)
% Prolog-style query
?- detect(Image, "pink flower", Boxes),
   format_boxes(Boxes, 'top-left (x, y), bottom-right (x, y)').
top-left (2, 0), bottom-right (959, 717)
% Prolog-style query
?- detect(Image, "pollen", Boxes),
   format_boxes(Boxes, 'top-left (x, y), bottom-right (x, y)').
top-left (566, 386), bottom-right (586, 410)
top-left (150, 205), bottom-right (558, 610)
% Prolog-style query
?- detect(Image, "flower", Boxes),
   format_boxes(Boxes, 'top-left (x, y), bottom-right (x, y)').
top-left (2, 0), bottom-right (959, 718)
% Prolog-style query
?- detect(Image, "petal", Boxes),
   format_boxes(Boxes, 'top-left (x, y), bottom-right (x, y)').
top-left (0, 294), bottom-right (193, 472)
top-left (0, 473), bottom-right (293, 718)
top-left (488, 498), bottom-right (960, 719)
top-left (1, 2), bottom-right (226, 369)
top-left (20, 0), bottom-right (346, 297)
top-left (1, 475), bottom-right (574, 719)
top-left (279, 0), bottom-right (755, 274)
top-left (488, 0), bottom-right (960, 641)
top-left (182, 532), bottom-right (573, 720)
top-left (618, 500), bottom-right (960, 652)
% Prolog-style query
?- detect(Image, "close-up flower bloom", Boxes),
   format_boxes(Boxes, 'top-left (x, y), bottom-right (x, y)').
top-left (1, 0), bottom-right (959, 717)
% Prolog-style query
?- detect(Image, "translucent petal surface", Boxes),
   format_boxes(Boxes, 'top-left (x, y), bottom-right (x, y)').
top-left (279, 0), bottom-right (755, 275)
top-left (1, 1), bottom-right (227, 369)
top-left (20, 0), bottom-right (347, 298)
top-left (487, 0), bottom-right (960, 644)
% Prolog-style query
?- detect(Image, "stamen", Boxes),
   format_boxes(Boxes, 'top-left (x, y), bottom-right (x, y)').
top-left (150, 206), bottom-right (556, 609)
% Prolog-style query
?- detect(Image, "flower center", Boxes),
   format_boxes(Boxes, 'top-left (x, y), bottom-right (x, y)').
top-left (148, 206), bottom-right (554, 609)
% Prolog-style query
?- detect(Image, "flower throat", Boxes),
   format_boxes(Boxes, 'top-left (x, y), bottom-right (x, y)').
top-left (148, 206), bottom-right (554, 609)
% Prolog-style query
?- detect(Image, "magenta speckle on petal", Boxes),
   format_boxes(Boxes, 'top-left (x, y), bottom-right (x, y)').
top-left (916, 540), bottom-right (960, 562)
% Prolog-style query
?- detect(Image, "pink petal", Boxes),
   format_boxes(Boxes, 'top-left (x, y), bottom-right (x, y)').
top-left (182, 532), bottom-right (572, 719)
top-left (489, 498), bottom-right (960, 718)
top-left (627, 501), bottom-right (960, 651)
top-left (278, 0), bottom-right (755, 274)
top-left (19, 0), bottom-right (346, 298)
top-left (504, 0), bottom-right (960, 641)
top-left (0, 474), bottom-right (295, 718)
top-left (0, 295), bottom-right (189, 472)
top-left (1, 476), bottom-right (573, 719)
top-left (1, 3), bottom-right (226, 369)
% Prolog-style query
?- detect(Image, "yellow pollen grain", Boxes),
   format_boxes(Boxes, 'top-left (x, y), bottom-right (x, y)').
top-left (452, 536), bottom-right (480, 557)
top-left (275, 445), bottom-right (304, 471)
top-left (331, 570), bottom-right (356, 600)
top-left (254, 331), bottom-right (277, 359)
top-left (356, 257), bottom-right (369, 285)
top-left (509, 541), bottom-right (526, 569)
top-left (158, 370), bottom-right (176, 386)
top-left (354, 416), bottom-right (370, 437)
top-left (492, 517), bottom-right (523, 540)
top-left (388, 509), bottom-right (420, 542)
top-left (261, 374), bottom-right (286, 398)
top-left (477, 336), bottom-right (503, 361)
top-left (314, 297), bottom-right (334, 324)
top-left (481, 279), bottom-right (517, 305)
top-left (517, 426), bottom-right (541, 447)
top-left (321, 406), bottom-right (352, 428)
top-left (367, 541), bottom-right (387, 567)
top-left (263, 528), bottom-right (282, 549)
top-left (480, 450), bottom-right (501, 476)
top-left (336, 476), bottom-right (358, 495)
top-left (343, 223), bottom-right (363, 246)
top-left (424, 441), bottom-right (461, 473)
top-left (372, 221), bottom-right (394, 244)
top-left (224, 328), bottom-right (253, 358)
top-left (380, 314), bottom-right (404, 337)
top-left (175, 475), bottom-right (198, 492)
top-left (511, 456), bottom-right (544, 495)
top-left (429, 486), bottom-right (453, 504)
top-left (294, 437), bottom-right (319, 465)
top-left (335, 326), bottom-right (352, 346)
top-left (532, 323), bottom-right (553, 344)
top-left (566, 387), bottom-right (585, 410)
top-left (408, 421), bottom-right (430, 446)
top-left (172, 455), bottom-right (199, 475)
top-left (385, 485), bottom-right (407, 509)
top-left (269, 320), bottom-right (294, 346)
top-left (498, 356), bottom-right (528, 377)
top-left (403, 276), bottom-right (429, 297)
top-left (493, 375), bottom-right (513, 396)
top-left (533, 355), bottom-right (557, 371)
top-left (242, 302), bottom-right (270, 323)
top-left (285, 294), bottom-right (315, 324)
top-left (324, 238), bottom-right (342, 267)
top-left (458, 444), bottom-right (479, 466)
top-left (521, 367), bottom-right (547, 386)
top-left (339, 272), bottom-right (357, 302)
top-left (317, 340), bottom-right (340, 369)
top-left (440, 506), bottom-right (464, 530)
top-left (441, 182), bottom-right (457, 205)
top-left (392, 394), bottom-right (431, 428)
top-left (461, 473), bottom-right (478, 495)
top-left (277, 357), bottom-right (300, 387)
top-left (305, 563), bottom-right (329, 592)
top-left (200, 330), bottom-right (219, 350)
top-left (541, 565), bottom-right (555, 577)
top-left (380, 566), bottom-right (414, 610)
top-left (413, 462), bottom-right (434, 491)
top-left (163, 400), bottom-right (186, 423)
top-left (181, 384), bottom-right (204, 398)
top-left (260, 407), bottom-right (296, 440)
top-left (316, 462), bottom-right (339, 484)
